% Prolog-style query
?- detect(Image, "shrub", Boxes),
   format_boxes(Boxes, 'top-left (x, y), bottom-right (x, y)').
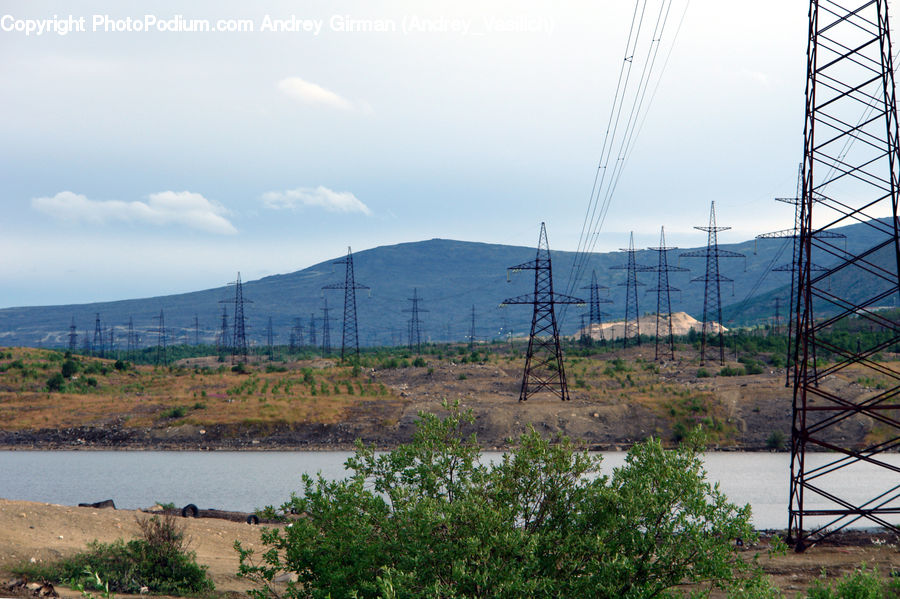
top-left (19, 513), bottom-right (212, 595)
top-left (805, 565), bottom-right (900, 598)
top-left (160, 406), bottom-right (187, 419)
top-left (61, 359), bottom-right (80, 379)
top-left (766, 430), bottom-right (787, 451)
top-left (46, 373), bottom-right (65, 392)
top-left (237, 404), bottom-right (762, 599)
top-left (720, 366), bottom-right (746, 377)
top-left (697, 368), bottom-right (711, 378)
top-left (412, 356), bottom-right (427, 368)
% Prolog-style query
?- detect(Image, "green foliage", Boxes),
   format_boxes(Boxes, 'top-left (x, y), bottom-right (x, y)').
top-left (160, 406), bottom-right (187, 419)
top-left (46, 372), bottom-right (65, 392)
top-left (412, 356), bottom-right (427, 368)
top-left (720, 365), bottom-right (747, 377)
top-left (113, 360), bottom-right (128, 371)
top-left (232, 362), bottom-right (248, 374)
top-left (457, 372), bottom-right (468, 380)
top-left (18, 514), bottom-right (212, 595)
top-left (697, 367), bottom-right (711, 378)
top-left (766, 430), bottom-right (787, 451)
top-left (805, 566), bottom-right (900, 598)
top-left (61, 359), bottom-right (80, 378)
top-left (237, 404), bottom-right (761, 599)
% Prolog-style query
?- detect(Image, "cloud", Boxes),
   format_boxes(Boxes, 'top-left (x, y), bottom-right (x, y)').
top-left (31, 190), bottom-right (237, 234)
top-left (277, 77), bottom-right (357, 111)
top-left (260, 186), bottom-right (372, 215)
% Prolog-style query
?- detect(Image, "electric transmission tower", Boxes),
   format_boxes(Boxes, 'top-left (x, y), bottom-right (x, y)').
top-left (322, 247), bottom-right (369, 361)
top-left (308, 313), bottom-right (317, 349)
top-left (501, 223), bottom-right (583, 401)
top-left (290, 318), bottom-right (304, 352)
top-left (647, 227), bottom-right (689, 361)
top-left (193, 314), bottom-right (200, 346)
top-left (580, 269), bottom-right (614, 344)
top-left (93, 313), bottom-right (104, 357)
top-left (610, 232), bottom-right (650, 348)
top-left (225, 272), bottom-right (251, 363)
top-left (216, 304), bottom-right (229, 357)
top-left (154, 310), bottom-right (167, 366)
top-left (468, 305), bottom-right (477, 350)
top-left (320, 298), bottom-right (333, 357)
top-left (404, 288), bottom-right (427, 354)
top-left (265, 316), bottom-right (274, 360)
top-left (788, 0), bottom-right (900, 550)
top-left (680, 202), bottom-right (744, 364)
top-left (68, 317), bottom-right (78, 352)
top-left (126, 317), bottom-right (136, 361)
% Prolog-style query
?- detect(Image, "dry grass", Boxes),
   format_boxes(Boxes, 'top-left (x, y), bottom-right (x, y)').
top-left (0, 347), bottom-right (398, 431)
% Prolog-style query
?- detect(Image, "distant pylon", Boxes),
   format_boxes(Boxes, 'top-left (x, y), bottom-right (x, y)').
top-left (321, 298), bottom-right (333, 357)
top-left (647, 227), bottom-right (689, 361)
top-left (216, 304), bottom-right (229, 356)
top-left (290, 318), bottom-right (304, 352)
top-left (154, 310), bottom-right (167, 366)
top-left (193, 314), bottom-right (200, 346)
top-left (404, 288), bottom-right (427, 354)
top-left (581, 269), bottom-right (613, 344)
top-left (501, 222), bottom-right (584, 401)
top-left (468, 305), bottom-right (477, 350)
top-left (93, 313), bottom-right (104, 357)
top-left (126, 317), bottom-right (136, 361)
top-left (681, 202), bottom-right (744, 364)
top-left (773, 297), bottom-right (781, 337)
top-left (307, 313), bottom-right (317, 349)
top-left (323, 247), bottom-right (369, 361)
top-left (265, 316), bottom-right (274, 359)
top-left (229, 272), bottom-right (252, 363)
top-left (610, 232), bottom-right (650, 348)
top-left (68, 317), bottom-right (78, 352)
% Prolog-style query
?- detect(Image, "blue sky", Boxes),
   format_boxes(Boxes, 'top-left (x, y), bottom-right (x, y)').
top-left (0, 0), bottom-right (808, 307)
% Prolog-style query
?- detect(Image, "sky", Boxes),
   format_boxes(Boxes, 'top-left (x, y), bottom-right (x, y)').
top-left (0, 0), bottom-right (812, 308)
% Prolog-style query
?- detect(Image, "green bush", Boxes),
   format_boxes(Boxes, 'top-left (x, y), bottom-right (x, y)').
top-left (697, 368), bottom-right (711, 378)
top-left (766, 431), bottom-right (787, 451)
top-left (412, 356), bottom-right (427, 368)
top-left (720, 366), bottom-right (746, 377)
top-left (19, 514), bottom-right (212, 595)
top-left (805, 566), bottom-right (900, 598)
top-left (46, 372), bottom-right (65, 392)
top-left (61, 359), bottom-right (80, 379)
top-left (237, 404), bottom-right (762, 599)
top-left (160, 406), bottom-right (187, 419)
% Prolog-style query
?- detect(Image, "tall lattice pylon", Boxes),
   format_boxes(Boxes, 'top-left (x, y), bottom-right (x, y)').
top-left (468, 305), bottom-right (477, 350)
top-left (323, 247), bottom-right (369, 361)
top-left (193, 314), bottom-right (200, 346)
top-left (68, 317), bottom-right (78, 352)
top-left (229, 272), bottom-right (251, 363)
top-left (265, 316), bottom-right (274, 359)
top-left (320, 298), bottom-right (333, 357)
top-left (126, 317), bottom-right (136, 361)
top-left (788, 0), bottom-right (900, 550)
top-left (581, 269), bottom-right (613, 344)
top-left (681, 202), bottom-right (744, 364)
top-left (501, 223), bottom-right (583, 401)
top-left (216, 304), bottom-right (229, 357)
top-left (154, 310), bottom-right (167, 367)
top-left (404, 288), bottom-right (427, 353)
top-left (610, 232), bottom-right (650, 348)
top-left (647, 227), bottom-right (689, 361)
top-left (308, 313), bottom-right (317, 349)
top-left (757, 168), bottom-right (844, 385)
top-left (93, 313), bottom-right (104, 357)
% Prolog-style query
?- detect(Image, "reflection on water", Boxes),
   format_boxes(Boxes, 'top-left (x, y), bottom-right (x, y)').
top-left (1, 450), bottom-right (898, 530)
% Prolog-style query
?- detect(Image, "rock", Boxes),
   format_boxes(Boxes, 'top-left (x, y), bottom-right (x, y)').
top-left (35, 582), bottom-right (58, 597)
top-left (272, 572), bottom-right (299, 583)
top-left (78, 499), bottom-right (116, 509)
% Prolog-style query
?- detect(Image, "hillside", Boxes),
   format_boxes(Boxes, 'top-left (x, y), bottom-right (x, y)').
top-left (0, 218), bottom-right (891, 348)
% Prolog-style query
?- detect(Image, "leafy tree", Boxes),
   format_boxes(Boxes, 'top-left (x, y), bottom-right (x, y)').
top-left (237, 404), bottom-right (766, 598)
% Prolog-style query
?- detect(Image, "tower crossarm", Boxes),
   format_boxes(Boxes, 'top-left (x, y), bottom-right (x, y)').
top-left (501, 293), bottom-right (584, 306)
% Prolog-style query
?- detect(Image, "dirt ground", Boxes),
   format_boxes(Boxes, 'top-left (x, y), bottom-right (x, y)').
top-left (1, 499), bottom-right (898, 599)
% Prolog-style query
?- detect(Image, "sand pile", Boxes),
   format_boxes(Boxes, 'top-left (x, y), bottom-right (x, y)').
top-left (578, 311), bottom-right (726, 341)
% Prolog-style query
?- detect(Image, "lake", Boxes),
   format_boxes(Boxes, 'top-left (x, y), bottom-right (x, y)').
top-left (1, 450), bottom-right (898, 530)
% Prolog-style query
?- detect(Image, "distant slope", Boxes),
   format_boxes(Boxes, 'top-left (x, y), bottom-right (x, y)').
top-left (0, 218), bottom-right (892, 348)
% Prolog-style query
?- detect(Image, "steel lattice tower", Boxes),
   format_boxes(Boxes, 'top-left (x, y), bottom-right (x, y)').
top-left (216, 304), bottom-right (229, 356)
top-left (68, 317), bottom-right (77, 352)
top-left (321, 298), bottom-right (332, 357)
top-left (323, 247), bottom-right (369, 361)
top-left (193, 314), bottom-right (200, 346)
top-left (468, 305), bottom-right (477, 350)
top-left (230, 273), bottom-right (251, 363)
top-left (681, 202), bottom-right (744, 364)
top-left (404, 288), bottom-right (427, 353)
top-left (758, 185), bottom-right (843, 385)
top-left (788, 0), bottom-right (900, 550)
top-left (581, 269), bottom-right (613, 344)
top-left (502, 223), bottom-right (584, 401)
top-left (308, 313), bottom-right (317, 349)
top-left (154, 310), bottom-right (167, 366)
top-left (647, 227), bottom-right (689, 361)
top-left (126, 317), bottom-right (136, 361)
top-left (93, 313), bottom-right (104, 357)
top-left (266, 316), bottom-right (274, 359)
top-left (611, 232), bottom-right (650, 348)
